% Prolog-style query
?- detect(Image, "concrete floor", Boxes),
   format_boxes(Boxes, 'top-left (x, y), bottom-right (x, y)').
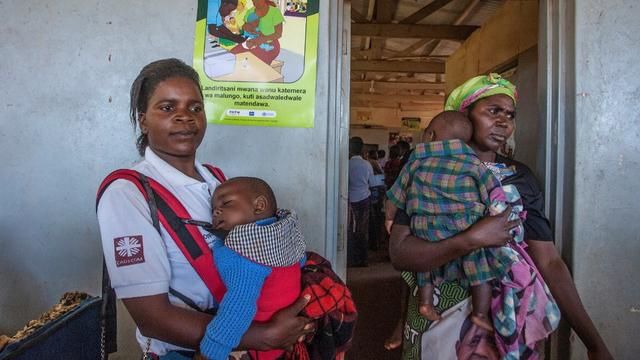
top-left (346, 249), bottom-right (405, 360)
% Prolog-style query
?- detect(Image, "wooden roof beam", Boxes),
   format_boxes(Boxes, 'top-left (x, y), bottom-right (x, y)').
top-left (351, 8), bottom-right (367, 23)
top-left (370, 0), bottom-right (398, 59)
top-left (351, 81), bottom-right (446, 91)
top-left (427, 0), bottom-right (481, 56)
top-left (352, 93), bottom-right (444, 103)
top-left (352, 24), bottom-right (478, 40)
top-left (352, 60), bottom-right (445, 73)
top-left (400, 0), bottom-right (455, 24)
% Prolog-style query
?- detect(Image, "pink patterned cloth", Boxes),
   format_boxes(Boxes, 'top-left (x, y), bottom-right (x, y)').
top-left (490, 241), bottom-right (560, 359)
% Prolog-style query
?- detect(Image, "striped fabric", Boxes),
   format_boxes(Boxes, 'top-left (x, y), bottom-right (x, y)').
top-left (224, 209), bottom-right (306, 267)
top-left (387, 139), bottom-right (500, 240)
top-left (387, 139), bottom-right (504, 285)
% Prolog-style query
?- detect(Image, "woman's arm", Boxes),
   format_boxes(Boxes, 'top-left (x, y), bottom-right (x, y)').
top-left (526, 240), bottom-right (613, 360)
top-left (247, 23), bottom-right (282, 47)
top-left (242, 21), bottom-right (258, 35)
top-left (208, 24), bottom-right (246, 43)
top-left (389, 208), bottom-right (518, 272)
top-left (123, 293), bottom-right (313, 352)
top-left (199, 247), bottom-right (271, 359)
top-left (123, 294), bottom-right (211, 350)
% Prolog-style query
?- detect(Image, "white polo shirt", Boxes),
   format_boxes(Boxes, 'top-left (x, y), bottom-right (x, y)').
top-left (97, 147), bottom-right (223, 355)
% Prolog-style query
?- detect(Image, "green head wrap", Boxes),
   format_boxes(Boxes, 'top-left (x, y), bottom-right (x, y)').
top-left (444, 73), bottom-right (518, 112)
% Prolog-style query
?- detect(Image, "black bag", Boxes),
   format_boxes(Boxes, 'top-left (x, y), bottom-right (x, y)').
top-left (0, 296), bottom-right (104, 360)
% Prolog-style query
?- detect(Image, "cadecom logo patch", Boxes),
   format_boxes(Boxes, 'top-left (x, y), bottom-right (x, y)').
top-left (114, 235), bottom-right (145, 267)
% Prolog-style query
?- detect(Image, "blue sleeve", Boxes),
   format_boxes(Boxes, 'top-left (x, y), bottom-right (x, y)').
top-left (200, 241), bottom-right (271, 360)
top-left (207, 0), bottom-right (223, 26)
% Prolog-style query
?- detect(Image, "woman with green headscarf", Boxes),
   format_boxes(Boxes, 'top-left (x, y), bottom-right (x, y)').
top-left (387, 74), bottom-right (613, 360)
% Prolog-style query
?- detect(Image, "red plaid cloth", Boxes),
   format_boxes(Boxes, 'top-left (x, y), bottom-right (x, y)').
top-left (285, 252), bottom-right (357, 360)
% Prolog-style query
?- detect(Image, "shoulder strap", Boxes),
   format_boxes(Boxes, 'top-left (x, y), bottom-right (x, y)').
top-left (97, 169), bottom-right (227, 302)
top-left (202, 164), bottom-right (227, 183)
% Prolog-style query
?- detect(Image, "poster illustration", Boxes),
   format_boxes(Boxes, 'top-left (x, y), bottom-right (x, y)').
top-left (193, 0), bottom-right (319, 128)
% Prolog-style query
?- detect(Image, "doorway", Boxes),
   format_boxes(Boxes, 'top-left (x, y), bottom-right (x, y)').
top-left (342, 1), bottom-right (555, 359)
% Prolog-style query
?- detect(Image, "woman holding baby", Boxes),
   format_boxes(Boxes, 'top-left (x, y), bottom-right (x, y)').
top-left (229, 0), bottom-right (284, 65)
top-left (97, 59), bottom-right (313, 359)
top-left (388, 74), bottom-right (613, 359)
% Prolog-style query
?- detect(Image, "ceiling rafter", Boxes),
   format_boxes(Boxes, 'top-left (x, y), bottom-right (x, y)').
top-left (399, 0), bottom-right (455, 24)
top-left (370, 0), bottom-right (398, 59)
top-left (352, 81), bottom-right (446, 91)
top-left (427, 0), bottom-right (481, 56)
top-left (352, 24), bottom-right (478, 40)
top-left (352, 93), bottom-right (444, 103)
top-left (352, 60), bottom-right (445, 73)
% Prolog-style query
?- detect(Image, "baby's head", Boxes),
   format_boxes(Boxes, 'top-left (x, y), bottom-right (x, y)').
top-left (422, 111), bottom-right (473, 143)
top-left (211, 177), bottom-right (277, 231)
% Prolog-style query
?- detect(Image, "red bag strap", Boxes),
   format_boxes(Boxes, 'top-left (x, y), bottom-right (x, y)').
top-left (202, 164), bottom-right (227, 183)
top-left (97, 169), bottom-right (227, 302)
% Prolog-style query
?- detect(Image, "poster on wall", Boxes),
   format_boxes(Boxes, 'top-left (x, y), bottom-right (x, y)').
top-left (193, 0), bottom-right (319, 128)
top-left (401, 117), bottom-right (421, 130)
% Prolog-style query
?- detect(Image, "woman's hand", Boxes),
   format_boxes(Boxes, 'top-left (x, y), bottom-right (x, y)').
top-left (246, 36), bottom-right (265, 48)
top-left (243, 22), bottom-right (259, 35)
top-left (466, 206), bottom-right (520, 249)
top-left (248, 294), bottom-right (315, 351)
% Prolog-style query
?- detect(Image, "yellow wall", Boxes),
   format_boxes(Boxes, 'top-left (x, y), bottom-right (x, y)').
top-left (445, 0), bottom-right (538, 93)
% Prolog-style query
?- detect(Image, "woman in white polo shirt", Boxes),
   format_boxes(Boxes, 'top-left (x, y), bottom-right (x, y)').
top-left (97, 58), bottom-right (313, 358)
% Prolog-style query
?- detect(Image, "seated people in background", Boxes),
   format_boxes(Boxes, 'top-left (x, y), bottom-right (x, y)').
top-left (200, 177), bottom-right (306, 360)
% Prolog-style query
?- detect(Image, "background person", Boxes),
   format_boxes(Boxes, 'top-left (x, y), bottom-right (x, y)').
top-left (367, 149), bottom-right (386, 251)
top-left (347, 137), bottom-right (374, 267)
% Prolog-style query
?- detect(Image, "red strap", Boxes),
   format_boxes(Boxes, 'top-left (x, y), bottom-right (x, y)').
top-left (97, 169), bottom-right (227, 302)
top-left (202, 164), bottom-right (227, 183)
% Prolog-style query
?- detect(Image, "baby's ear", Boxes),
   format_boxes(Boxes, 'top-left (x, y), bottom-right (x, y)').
top-left (253, 194), bottom-right (268, 214)
top-left (422, 129), bottom-right (435, 142)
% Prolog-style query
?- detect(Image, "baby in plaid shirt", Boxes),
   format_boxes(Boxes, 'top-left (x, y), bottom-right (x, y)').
top-left (386, 111), bottom-right (520, 331)
top-left (199, 177), bottom-right (306, 360)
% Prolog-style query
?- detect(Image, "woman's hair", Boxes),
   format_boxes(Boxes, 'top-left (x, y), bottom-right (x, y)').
top-left (129, 58), bottom-right (203, 156)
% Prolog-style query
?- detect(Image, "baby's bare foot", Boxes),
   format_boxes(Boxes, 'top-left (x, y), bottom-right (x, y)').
top-left (419, 303), bottom-right (442, 321)
top-left (470, 313), bottom-right (494, 332)
top-left (384, 321), bottom-right (403, 350)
